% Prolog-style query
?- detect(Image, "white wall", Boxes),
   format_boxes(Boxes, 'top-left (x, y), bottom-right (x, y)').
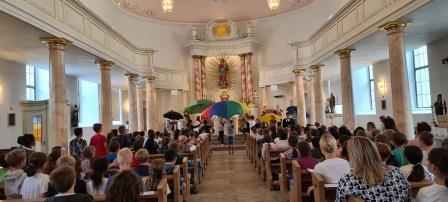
top-left (0, 59), bottom-right (25, 149)
top-left (428, 37), bottom-right (448, 100)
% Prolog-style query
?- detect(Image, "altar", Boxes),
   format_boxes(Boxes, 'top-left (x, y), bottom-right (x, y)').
top-left (185, 20), bottom-right (258, 114)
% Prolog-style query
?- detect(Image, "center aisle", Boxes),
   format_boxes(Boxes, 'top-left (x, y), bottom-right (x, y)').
top-left (190, 150), bottom-right (281, 202)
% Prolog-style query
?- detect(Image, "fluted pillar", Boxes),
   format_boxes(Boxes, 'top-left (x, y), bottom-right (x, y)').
top-left (246, 53), bottom-right (254, 103)
top-left (294, 69), bottom-right (306, 126)
top-left (96, 59), bottom-right (114, 134)
top-left (126, 73), bottom-right (139, 132)
top-left (260, 86), bottom-right (267, 110)
top-left (193, 56), bottom-right (201, 99)
top-left (336, 49), bottom-right (356, 129)
top-left (145, 75), bottom-right (156, 130)
top-left (291, 82), bottom-right (297, 106)
top-left (136, 83), bottom-right (145, 131)
top-left (308, 74), bottom-right (316, 124)
top-left (40, 37), bottom-right (71, 150)
top-left (239, 54), bottom-right (247, 102)
top-left (152, 88), bottom-right (158, 131)
top-left (311, 64), bottom-right (326, 125)
top-left (200, 56), bottom-right (207, 99)
top-left (381, 21), bottom-right (413, 137)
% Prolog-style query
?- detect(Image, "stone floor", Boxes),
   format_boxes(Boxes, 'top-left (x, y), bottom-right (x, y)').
top-left (190, 150), bottom-right (281, 202)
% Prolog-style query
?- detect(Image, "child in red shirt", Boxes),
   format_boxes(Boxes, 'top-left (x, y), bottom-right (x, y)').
top-left (90, 123), bottom-right (107, 157)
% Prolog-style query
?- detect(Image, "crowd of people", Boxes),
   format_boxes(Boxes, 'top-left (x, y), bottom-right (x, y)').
top-left (247, 115), bottom-right (448, 201)
top-left (1, 120), bottom-right (210, 202)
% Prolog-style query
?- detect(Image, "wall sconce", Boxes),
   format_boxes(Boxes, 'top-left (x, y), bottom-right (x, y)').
top-left (377, 79), bottom-right (387, 109)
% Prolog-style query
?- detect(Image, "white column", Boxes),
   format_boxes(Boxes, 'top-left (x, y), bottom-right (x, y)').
top-left (136, 82), bottom-right (145, 131)
top-left (336, 49), bottom-right (356, 129)
top-left (311, 64), bottom-right (326, 125)
top-left (307, 73), bottom-right (316, 124)
top-left (381, 21), bottom-right (414, 137)
top-left (145, 76), bottom-right (156, 130)
top-left (40, 37), bottom-right (71, 150)
top-left (294, 69), bottom-right (306, 126)
top-left (96, 59), bottom-right (114, 134)
top-left (126, 73), bottom-right (138, 132)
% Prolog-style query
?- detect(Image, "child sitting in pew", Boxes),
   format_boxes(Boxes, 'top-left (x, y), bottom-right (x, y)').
top-left (20, 152), bottom-right (49, 199)
top-left (133, 148), bottom-right (151, 177)
top-left (45, 166), bottom-right (92, 202)
top-left (3, 149), bottom-right (27, 199)
top-left (416, 148), bottom-right (448, 201)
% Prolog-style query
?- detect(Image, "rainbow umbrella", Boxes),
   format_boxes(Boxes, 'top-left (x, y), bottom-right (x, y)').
top-left (184, 99), bottom-right (215, 114)
top-left (238, 101), bottom-right (251, 115)
top-left (261, 114), bottom-right (281, 123)
top-left (201, 100), bottom-right (244, 119)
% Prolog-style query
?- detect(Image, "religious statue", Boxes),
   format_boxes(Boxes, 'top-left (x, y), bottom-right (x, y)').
top-left (220, 90), bottom-right (230, 101)
top-left (218, 58), bottom-right (230, 89)
top-left (328, 93), bottom-right (336, 114)
top-left (71, 105), bottom-right (79, 127)
top-left (434, 94), bottom-right (447, 115)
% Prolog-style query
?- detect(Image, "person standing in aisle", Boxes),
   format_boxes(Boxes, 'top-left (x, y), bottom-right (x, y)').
top-left (218, 120), bottom-right (225, 147)
top-left (227, 120), bottom-right (235, 155)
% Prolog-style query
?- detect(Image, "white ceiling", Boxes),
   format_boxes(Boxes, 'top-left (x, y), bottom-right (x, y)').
top-left (321, 0), bottom-right (448, 81)
top-left (0, 11), bottom-right (128, 89)
top-left (112, 0), bottom-right (316, 23)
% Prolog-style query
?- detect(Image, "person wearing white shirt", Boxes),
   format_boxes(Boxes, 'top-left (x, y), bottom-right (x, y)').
top-left (274, 130), bottom-right (290, 150)
top-left (416, 148), bottom-right (448, 202)
top-left (313, 134), bottom-right (350, 184)
top-left (248, 116), bottom-right (256, 135)
top-left (20, 152), bottom-right (49, 200)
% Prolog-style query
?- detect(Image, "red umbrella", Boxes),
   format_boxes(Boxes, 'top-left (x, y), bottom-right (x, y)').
top-left (201, 105), bottom-right (213, 120)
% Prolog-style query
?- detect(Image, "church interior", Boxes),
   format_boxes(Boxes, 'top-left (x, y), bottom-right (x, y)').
top-left (1, 0), bottom-right (448, 201)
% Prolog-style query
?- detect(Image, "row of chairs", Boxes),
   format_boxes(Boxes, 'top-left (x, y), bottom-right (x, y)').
top-left (246, 135), bottom-right (433, 202)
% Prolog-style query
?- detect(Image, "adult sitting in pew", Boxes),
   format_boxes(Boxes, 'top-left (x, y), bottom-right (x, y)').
top-left (336, 137), bottom-right (411, 201)
top-left (105, 148), bottom-right (142, 191)
top-left (314, 134), bottom-right (350, 184)
top-left (45, 165), bottom-right (92, 202)
top-left (416, 147), bottom-right (448, 201)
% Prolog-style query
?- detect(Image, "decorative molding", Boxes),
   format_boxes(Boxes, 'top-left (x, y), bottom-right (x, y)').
top-left (0, 0), bottom-right (155, 74)
top-left (186, 37), bottom-right (258, 56)
top-left (153, 68), bottom-right (189, 90)
top-left (290, 0), bottom-right (431, 67)
top-left (259, 62), bottom-right (295, 86)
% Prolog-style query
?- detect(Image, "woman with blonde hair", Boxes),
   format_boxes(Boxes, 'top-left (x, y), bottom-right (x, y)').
top-left (336, 137), bottom-right (411, 201)
top-left (314, 133), bottom-right (350, 184)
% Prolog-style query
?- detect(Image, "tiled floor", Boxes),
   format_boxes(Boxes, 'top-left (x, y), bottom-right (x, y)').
top-left (190, 150), bottom-right (281, 202)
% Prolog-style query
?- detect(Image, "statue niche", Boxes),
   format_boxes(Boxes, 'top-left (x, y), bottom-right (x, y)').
top-left (218, 58), bottom-right (230, 89)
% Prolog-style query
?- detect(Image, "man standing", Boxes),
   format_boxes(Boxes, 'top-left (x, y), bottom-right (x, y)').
top-left (117, 125), bottom-right (132, 148)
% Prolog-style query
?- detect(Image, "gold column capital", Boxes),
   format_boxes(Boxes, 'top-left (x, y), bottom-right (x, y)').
top-left (246, 52), bottom-right (253, 57)
top-left (379, 20), bottom-right (410, 32)
top-left (144, 75), bottom-right (156, 82)
top-left (125, 73), bottom-right (139, 78)
top-left (310, 64), bottom-right (325, 71)
top-left (238, 53), bottom-right (246, 58)
top-left (335, 49), bottom-right (356, 58)
top-left (40, 37), bottom-right (72, 47)
top-left (96, 59), bottom-right (114, 70)
top-left (293, 68), bottom-right (305, 76)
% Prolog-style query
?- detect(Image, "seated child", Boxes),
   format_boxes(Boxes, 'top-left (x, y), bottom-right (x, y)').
top-left (106, 141), bottom-right (120, 164)
top-left (3, 149), bottom-right (27, 199)
top-left (133, 149), bottom-right (150, 177)
top-left (45, 166), bottom-right (92, 202)
top-left (20, 152), bottom-right (49, 199)
top-left (400, 146), bottom-right (433, 182)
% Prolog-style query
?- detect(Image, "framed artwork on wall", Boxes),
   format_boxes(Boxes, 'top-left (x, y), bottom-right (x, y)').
top-left (8, 113), bottom-right (15, 126)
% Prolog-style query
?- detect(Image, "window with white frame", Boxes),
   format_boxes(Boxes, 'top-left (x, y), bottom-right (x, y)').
top-left (368, 65), bottom-right (376, 111)
top-left (413, 46), bottom-right (431, 108)
top-left (26, 65), bottom-right (36, 100)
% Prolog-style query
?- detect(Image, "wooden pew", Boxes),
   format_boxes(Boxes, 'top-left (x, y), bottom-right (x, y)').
top-left (289, 161), bottom-right (312, 202)
top-left (264, 145), bottom-right (285, 190)
top-left (182, 157), bottom-right (191, 202)
top-left (148, 154), bottom-right (165, 163)
top-left (2, 179), bottom-right (168, 202)
top-left (410, 181), bottom-right (432, 198)
top-left (312, 172), bottom-right (337, 202)
top-left (278, 153), bottom-right (292, 202)
top-left (178, 152), bottom-right (199, 193)
top-left (164, 165), bottom-right (183, 202)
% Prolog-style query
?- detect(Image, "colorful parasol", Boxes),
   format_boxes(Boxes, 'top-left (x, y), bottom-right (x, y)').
top-left (238, 101), bottom-right (251, 115)
top-left (286, 106), bottom-right (297, 115)
top-left (201, 100), bottom-right (244, 119)
top-left (183, 99), bottom-right (215, 114)
top-left (261, 114), bottom-right (281, 123)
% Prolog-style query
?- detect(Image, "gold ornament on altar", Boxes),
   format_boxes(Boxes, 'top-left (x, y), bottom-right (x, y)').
top-left (207, 56), bottom-right (238, 90)
top-left (220, 90), bottom-right (230, 101)
top-left (212, 21), bottom-right (231, 38)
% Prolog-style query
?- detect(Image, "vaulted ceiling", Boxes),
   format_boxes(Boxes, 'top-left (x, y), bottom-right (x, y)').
top-left (111, 0), bottom-right (316, 23)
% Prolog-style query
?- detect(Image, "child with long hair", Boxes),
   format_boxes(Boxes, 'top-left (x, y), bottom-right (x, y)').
top-left (20, 152), bottom-right (49, 199)
top-left (144, 159), bottom-right (165, 192)
top-left (416, 147), bottom-right (448, 201)
top-left (400, 146), bottom-right (432, 182)
top-left (86, 157), bottom-right (108, 195)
